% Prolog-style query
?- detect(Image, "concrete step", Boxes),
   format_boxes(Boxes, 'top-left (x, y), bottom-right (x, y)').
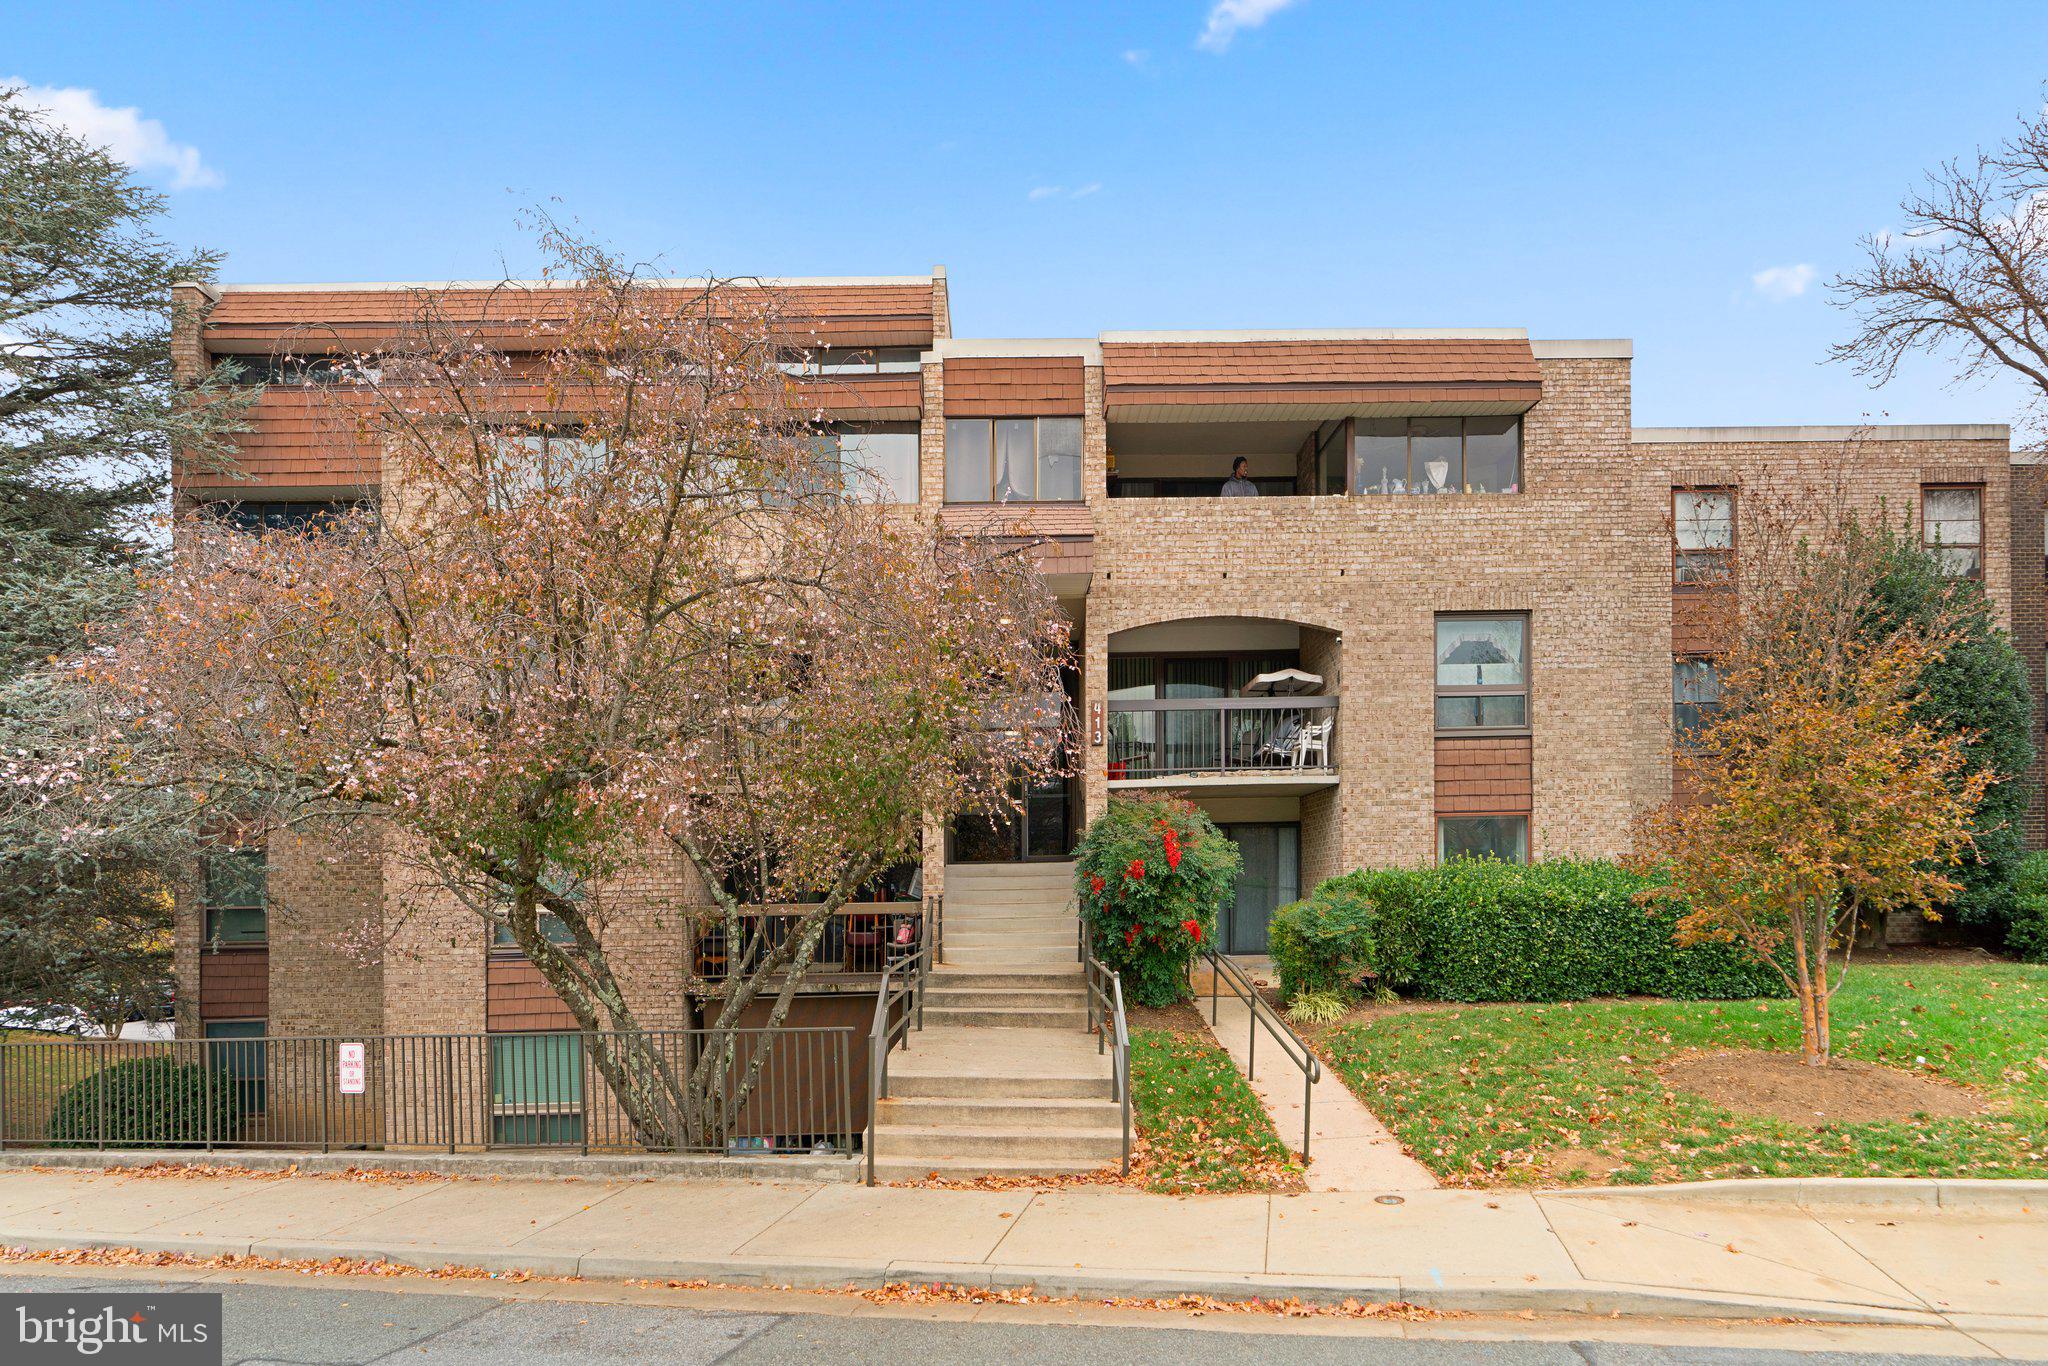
top-left (927, 967), bottom-right (1084, 990)
top-left (924, 990), bottom-right (1087, 1012)
top-left (872, 1124), bottom-right (1125, 1161)
top-left (946, 861), bottom-right (1075, 879)
top-left (887, 1071), bottom-right (1114, 1101)
top-left (876, 1096), bottom-right (1121, 1130)
top-left (942, 945), bottom-right (1077, 967)
top-left (947, 885), bottom-right (1075, 906)
top-left (868, 1155), bottom-right (1115, 1182)
top-left (922, 1005), bottom-right (1090, 1030)
top-left (937, 901), bottom-right (1073, 925)
top-left (946, 930), bottom-right (1075, 951)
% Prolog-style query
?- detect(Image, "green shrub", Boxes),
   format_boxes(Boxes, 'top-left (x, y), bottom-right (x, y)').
top-left (2007, 851), bottom-right (2048, 964)
top-left (46, 1055), bottom-right (245, 1148)
top-left (1269, 878), bottom-right (1378, 1002)
top-left (1075, 794), bottom-right (1239, 1006)
top-left (1286, 859), bottom-right (1783, 1004)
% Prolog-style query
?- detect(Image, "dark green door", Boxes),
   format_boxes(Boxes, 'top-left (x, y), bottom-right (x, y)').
top-left (1218, 823), bottom-right (1299, 955)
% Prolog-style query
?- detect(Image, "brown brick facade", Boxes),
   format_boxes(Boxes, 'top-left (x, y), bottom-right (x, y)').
top-left (167, 282), bottom-right (2037, 1034)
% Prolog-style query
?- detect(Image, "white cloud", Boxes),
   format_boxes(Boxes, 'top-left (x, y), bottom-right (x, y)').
top-left (1196, 0), bottom-right (1300, 52)
top-left (1751, 263), bottom-right (1817, 303)
top-left (1071, 182), bottom-right (1102, 198)
top-left (1028, 183), bottom-right (1102, 202)
top-left (1123, 48), bottom-right (1151, 66)
top-left (3, 78), bottom-right (221, 189)
top-left (1028, 185), bottom-right (1064, 201)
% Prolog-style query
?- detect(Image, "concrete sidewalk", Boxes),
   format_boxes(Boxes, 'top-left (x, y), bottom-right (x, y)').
top-left (1, 1166), bottom-right (2044, 1339)
top-left (1200, 993), bottom-right (1437, 1192)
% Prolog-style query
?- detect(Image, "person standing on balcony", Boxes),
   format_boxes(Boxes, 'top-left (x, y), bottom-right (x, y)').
top-left (1220, 457), bottom-right (1260, 497)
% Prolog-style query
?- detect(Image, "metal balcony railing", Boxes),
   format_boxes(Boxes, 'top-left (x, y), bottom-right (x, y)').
top-left (1105, 697), bottom-right (1337, 779)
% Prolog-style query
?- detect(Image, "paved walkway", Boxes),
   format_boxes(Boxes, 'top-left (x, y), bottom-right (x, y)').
top-left (1199, 993), bottom-right (1437, 1192)
top-left (1, 1167), bottom-right (2043, 1335)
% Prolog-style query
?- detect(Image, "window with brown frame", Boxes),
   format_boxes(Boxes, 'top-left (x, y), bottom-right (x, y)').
top-left (944, 417), bottom-right (1083, 503)
top-left (1434, 613), bottom-right (1529, 733)
top-left (1673, 488), bottom-right (1734, 586)
top-left (1922, 485), bottom-right (1984, 579)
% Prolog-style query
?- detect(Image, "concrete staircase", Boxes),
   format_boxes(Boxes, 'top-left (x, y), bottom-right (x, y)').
top-left (870, 861), bottom-right (1123, 1181)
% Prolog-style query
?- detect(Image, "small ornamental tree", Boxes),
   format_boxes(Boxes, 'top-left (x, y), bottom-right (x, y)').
top-left (90, 222), bottom-right (1070, 1148)
top-left (1074, 794), bottom-right (1237, 1006)
top-left (1635, 479), bottom-right (1988, 1066)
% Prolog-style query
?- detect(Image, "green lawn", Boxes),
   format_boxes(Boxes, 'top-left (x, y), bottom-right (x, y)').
top-left (1315, 961), bottom-right (2048, 1187)
top-left (1128, 1026), bottom-right (1304, 1193)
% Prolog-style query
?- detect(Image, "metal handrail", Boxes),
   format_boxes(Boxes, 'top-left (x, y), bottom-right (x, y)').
top-left (1079, 920), bottom-right (1133, 1177)
top-left (862, 927), bottom-right (931, 1186)
top-left (1197, 947), bottom-right (1321, 1161)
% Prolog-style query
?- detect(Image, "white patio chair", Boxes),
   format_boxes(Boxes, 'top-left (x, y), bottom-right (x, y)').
top-left (1292, 718), bottom-right (1331, 768)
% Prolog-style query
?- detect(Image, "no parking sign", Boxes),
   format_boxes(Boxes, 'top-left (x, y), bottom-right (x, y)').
top-left (337, 1042), bottom-right (366, 1095)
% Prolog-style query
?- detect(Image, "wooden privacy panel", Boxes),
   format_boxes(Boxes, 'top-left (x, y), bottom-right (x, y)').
top-left (1434, 735), bottom-right (1533, 815)
top-left (199, 947), bottom-right (268, 1020)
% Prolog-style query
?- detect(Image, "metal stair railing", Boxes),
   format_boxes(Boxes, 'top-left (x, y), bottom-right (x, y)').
top-left (862, 913), bottom-right (933, 1186)
top-left (1080, 919), bottom-right (1132, 1177)
top-left (1196, 947), bottom-right (1321, 1161)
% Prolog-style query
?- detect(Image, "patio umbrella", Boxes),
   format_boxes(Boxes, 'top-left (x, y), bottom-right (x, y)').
top-left (1241, 668), bottom-right (1324, 697)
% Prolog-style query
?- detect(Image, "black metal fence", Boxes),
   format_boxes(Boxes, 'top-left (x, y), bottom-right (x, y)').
top-left (0, 1026), bottom-right (862, 1158)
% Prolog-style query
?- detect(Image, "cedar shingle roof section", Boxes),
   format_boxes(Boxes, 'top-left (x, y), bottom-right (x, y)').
top-left (942, 356), bottom-right (1085, 417)
top-left (204, 281), bottom-right (940, 351)
top-left (938, 504), bottom-right (1094, 539)
top-left (1102, 338), bottom-right (1542, 411)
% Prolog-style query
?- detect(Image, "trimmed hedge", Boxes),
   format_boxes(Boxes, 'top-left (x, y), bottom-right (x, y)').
top-left (1271, 859), bottom-right (1785, 1004)
top-left (2008, 851), bottom-right (2048, 964)
top-left (46, 1056), bottom-right (245, 1148)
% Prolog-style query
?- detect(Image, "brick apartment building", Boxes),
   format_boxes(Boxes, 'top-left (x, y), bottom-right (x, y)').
top-left (166, 270), bottom-right (2046, 1088)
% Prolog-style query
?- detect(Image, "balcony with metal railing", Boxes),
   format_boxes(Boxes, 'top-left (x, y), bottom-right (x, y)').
top-left (1104, 694), bottom-right (1338, 794)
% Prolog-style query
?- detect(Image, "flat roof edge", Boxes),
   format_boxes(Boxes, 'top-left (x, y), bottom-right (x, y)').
top-left (215, 275), bottom-right (938, 293)
top-left (928, 338), bottom-right (1102, 363)
top-left (1099, 327), bottom-right (1529, 344)
top-left (1634, 424), bottom-right (2010, 444)
top-left (1531, 339), bottom-right (1632, 359)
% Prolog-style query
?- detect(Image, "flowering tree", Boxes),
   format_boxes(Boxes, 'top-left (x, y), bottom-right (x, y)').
top-left (1636, 476), bottom-right (1989, 1065)
top-left (99, 224), bottom-right (1070, 1143)
top-left (1074, 794), bottom-right (1237, 1006)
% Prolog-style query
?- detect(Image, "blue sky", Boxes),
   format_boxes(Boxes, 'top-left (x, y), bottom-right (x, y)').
top-left (10, 1), bottom-right (2048, 426)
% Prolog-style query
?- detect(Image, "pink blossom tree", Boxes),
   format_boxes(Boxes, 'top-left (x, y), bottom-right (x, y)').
top-left (102, 225), bottom-right (1071, 1144)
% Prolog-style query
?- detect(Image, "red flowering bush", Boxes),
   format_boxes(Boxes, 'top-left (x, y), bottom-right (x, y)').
top-left (1074, 794), bottom-right (1237, 1005)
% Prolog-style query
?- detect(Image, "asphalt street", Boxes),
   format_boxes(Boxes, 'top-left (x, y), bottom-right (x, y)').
top-left (0, 1273), bottom-right (2014, 1365)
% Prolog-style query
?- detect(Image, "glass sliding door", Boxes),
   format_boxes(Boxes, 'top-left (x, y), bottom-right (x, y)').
top-left (1160, 657), bottom-right (1227, 773)
top-left (1218, 823), bottom-right (1299, 955)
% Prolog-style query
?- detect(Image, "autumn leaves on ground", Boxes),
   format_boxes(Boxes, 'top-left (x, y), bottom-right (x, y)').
top-left (1304, 958), bottom-right (2047, 1188)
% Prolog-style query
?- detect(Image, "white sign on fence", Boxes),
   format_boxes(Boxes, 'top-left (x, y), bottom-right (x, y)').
top-left (337, 1042), bottom-right (366, 1095)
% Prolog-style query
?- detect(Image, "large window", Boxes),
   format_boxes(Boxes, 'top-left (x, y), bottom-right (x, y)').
top-left (201, 849), bottom-right (267, 946)
top-left (1672, 657), bottom-right (1722, 740)
top-left (945, 417), bottom-right (1083, 503)
top-left (198, 500), bottom-right (368, 535)
top-left (490, 1032), bottom-right (585, 1145)
top-left (831, 424), bottom-right (920, 504)
top-left (778, 347), bottom-right (921, 376)
top-left (1923, 485), bottom-right (1983, 579)
top-left (1434, 614), bottom-right (1528, 732)
top-left (1438, 816), bottom-right (1528, 864)
top-left (1353, 417), bottom-right (1521, 496)
top-left (1673, 489), bottom-right (1734, 586)
top-left (213, 355), bottom-right (363, 386)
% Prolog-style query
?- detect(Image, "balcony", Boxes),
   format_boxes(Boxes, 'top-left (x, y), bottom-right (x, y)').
top-left (1106, 696), bottom-right (1338, 795)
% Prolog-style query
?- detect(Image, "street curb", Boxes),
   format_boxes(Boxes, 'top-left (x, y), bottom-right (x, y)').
top-left (0, 1148), bottom-right (859, 1185)
top-left (0, 1230), bottom-right (1952, 1325)
top-left (1557, 1177), bottom-right (2047, 1216)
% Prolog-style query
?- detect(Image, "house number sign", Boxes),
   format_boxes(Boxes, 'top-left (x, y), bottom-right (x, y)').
top-left (1089, 700), bottom-right (1104, 747)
